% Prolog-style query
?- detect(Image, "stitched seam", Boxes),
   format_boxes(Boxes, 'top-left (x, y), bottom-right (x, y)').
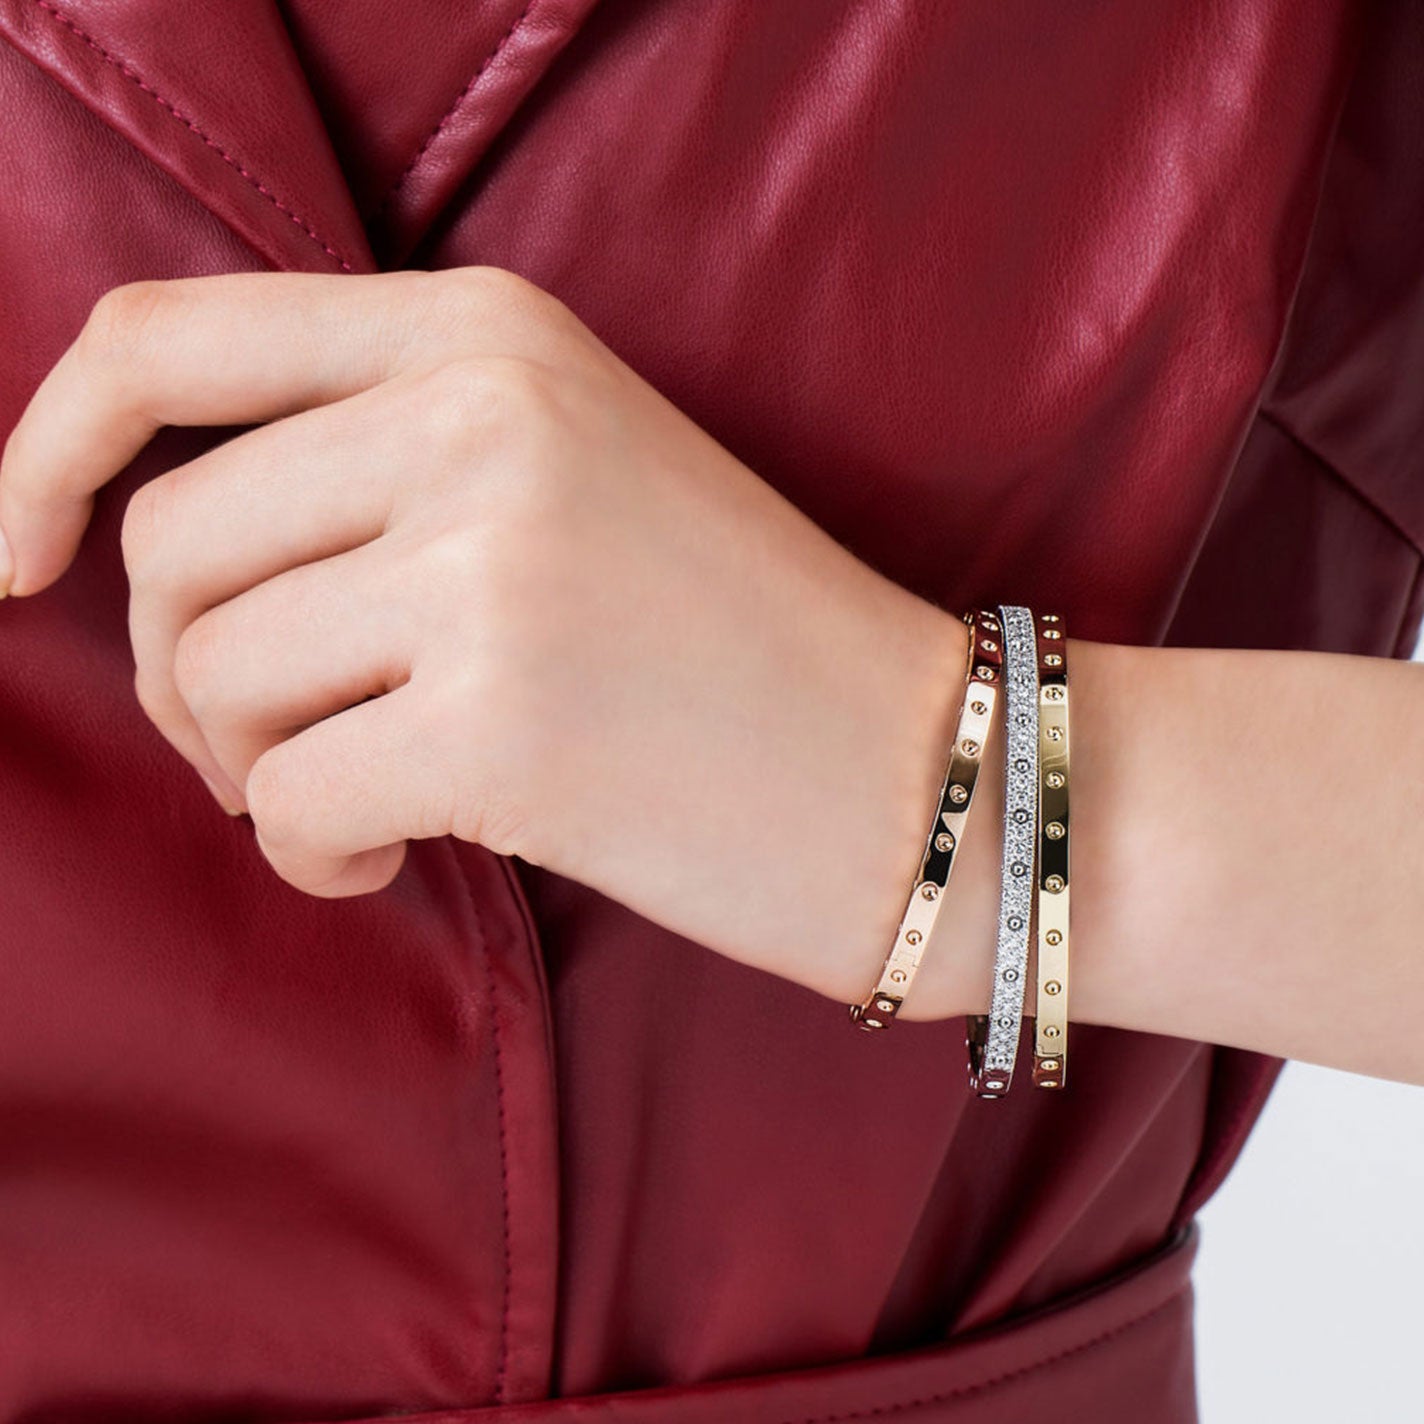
top-left (30, 0), bottom-right (354, 272)
top-left (1259, 406), bottom-right (1422, 555)
top-left (453, 855), bottom-right (513, 1404)
top-left (371, 0), bottom-right (539, 220)
top-left (1258, 409), bottom-right (1424, 658)
top-left (775, 1291), bottom-right (1187, 1424)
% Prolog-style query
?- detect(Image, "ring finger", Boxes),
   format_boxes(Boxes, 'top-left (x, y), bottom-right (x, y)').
top-left (125, 378), bottom-right (420, 805)
top-left (171, 535), bottom-right (417, 797)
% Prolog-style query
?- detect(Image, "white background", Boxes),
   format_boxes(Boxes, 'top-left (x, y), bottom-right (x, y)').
top-left (1194, 625), bottom-right (1424, 1420)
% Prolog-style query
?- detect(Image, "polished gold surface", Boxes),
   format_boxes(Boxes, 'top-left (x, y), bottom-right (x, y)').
top-left (849, 610), bottom-right (1003, 1030)
top-left (1032, 611), bottom-right (1070, 1088)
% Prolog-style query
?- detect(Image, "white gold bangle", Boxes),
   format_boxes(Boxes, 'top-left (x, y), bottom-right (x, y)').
top-left (965, 604), bottom-right (1038, 1097)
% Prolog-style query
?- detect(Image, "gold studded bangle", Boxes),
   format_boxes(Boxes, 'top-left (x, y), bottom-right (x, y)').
top-left (848, 609), bottom-right (1003, 1030)
top-left (1031, 611), bottom-right (1071, 1088)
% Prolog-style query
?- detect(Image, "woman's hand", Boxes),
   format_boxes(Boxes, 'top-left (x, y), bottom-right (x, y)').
top-left (0, 267), bottom-right (985, 1013)
top-left (4, 267), bottom-right (1423, 1080)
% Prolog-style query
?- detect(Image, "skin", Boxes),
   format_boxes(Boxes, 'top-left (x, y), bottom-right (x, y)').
top-left (0, 267), bottom-right (1420, 1087)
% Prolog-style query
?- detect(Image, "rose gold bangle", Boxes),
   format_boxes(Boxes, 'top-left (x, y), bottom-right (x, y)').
top-left (1031, 611), bottom-right (1071, 1088)
top-left (849, 609), bottom-right (1003, 1030)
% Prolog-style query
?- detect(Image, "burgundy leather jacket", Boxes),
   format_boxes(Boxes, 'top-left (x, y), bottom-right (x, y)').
top-left (0, 2), bottom-right (1419, 1420)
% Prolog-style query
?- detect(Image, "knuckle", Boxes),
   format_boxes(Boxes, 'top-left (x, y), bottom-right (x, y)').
top-left (410, 354), bottom-right (553, 457)
top-left (132, 665), bottom-right (185, 726)
top-left (410, 521), bottom-right (486, 605)
top-left (454, 793), bottom-right (531, 861)
top-left (120, 479), bottom-right (172, 577)
top-left (427, 695), bottom-right (530, 858)
top-left (78, 280), bottom-right (170, 373)
top-left (171, 615), bottom-right (225, 712)
top-left (442, 263), bottom-right (548, 319)
top-left (431, 674), bottom-right (543, 858)
top-left (243, 745), bottom-right (299, 846)
top-left (408, 358), bottom-right (487, 454)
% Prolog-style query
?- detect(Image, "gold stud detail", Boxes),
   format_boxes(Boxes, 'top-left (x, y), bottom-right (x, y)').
top-left (975, 665), bottom-right (996, 680)
top-left (1043, 628), bottom-right (1061, 639)
top-left (980, 639), bottom-right (998, 653)
top-left (961, 738), bottom-right (980, 756)
top-left (1044, 686), bottom-right (1064, 701)
top-left (863, 1017), bottom-right (883, 1029)
top-left (1044, 1024), bottom-right (1060, 1037)
top-left (890, 968), bottom-right (908, 983)
top-left (921, 883), bottom-right (938, 900)
top-left (1046, 726), bottom-right (1062, 741)
top-left (1045, 980), bottom-right (1062, 995)
top-left (877, 998), bottom-right (896, 1013)
top-left (905, 929), bottom-right (922, 945)
top-left (970, 700), bottom-right (987, 715)
top-left (1045, 929), bottom-right (1062, 946)
top-left (949, 785), bottom-right (968, 805)
top-left (1046, 771), bottom-right (1064, 788)
top-left (1045, 821), bottom-right (1064, 839)
top-left (1041, 1059), bottom-right (1059, 1070)
top-left (1045, 874), bottom-right (1065, 893)
top-left (935, 832), bottom-right (954, 851)
top-left (1045, 653), bottom-right (1063, 666)
top-left (1041, 614), bottom-right (1060, 623)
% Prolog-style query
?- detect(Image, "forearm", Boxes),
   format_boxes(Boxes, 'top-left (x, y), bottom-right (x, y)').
top-left (1071, 633), bottom-right (1422, 1084)
top-left (814, 607), bottom-right (1424, 1086)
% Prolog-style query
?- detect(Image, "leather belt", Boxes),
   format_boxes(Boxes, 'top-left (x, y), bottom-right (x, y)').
top-left (304, 1219), bottom-right (1201, 1424)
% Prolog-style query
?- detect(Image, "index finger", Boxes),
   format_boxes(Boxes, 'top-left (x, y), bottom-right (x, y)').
top-left (0, 264), bottom-right (554, 596)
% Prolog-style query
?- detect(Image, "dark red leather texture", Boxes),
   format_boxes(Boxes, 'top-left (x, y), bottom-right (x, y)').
top-left (0, 2), bottom-right (1417, 1421)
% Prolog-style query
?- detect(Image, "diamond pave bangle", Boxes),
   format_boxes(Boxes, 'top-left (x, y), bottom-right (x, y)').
top-left (848, 609), bottom-right (1003, 1031)
top-left (966, 604), bottom-right (1038, 1096)
top-left (1031, 610), bottom-right (1071, 1089)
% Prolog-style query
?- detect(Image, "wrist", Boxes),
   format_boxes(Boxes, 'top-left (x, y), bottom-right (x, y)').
top-left (887, 611), bottom-right (1004, 1024)
top-left (824, 611), bottom-right (1127, 1029)
top-left (893, 629), bottom-right (1136, 1025)
top-left (799, 597), bottom-right (1001, 1020)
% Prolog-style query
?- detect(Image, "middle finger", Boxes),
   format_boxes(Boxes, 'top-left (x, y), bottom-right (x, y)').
top-left (125, 377), bottom-right (421, 806)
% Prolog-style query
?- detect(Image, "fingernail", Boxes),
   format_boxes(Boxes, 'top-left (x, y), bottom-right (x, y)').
top-left (0, 522), bottom-right (12, 598)
top-left (200, 772), bottom-right (244, 816)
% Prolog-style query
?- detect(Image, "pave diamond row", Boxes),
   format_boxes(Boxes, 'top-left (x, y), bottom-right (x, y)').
top-left (966, 604), bottom-right (1038, 1097)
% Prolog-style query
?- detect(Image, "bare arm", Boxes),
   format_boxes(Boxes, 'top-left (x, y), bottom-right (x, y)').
top-left (825, 612), bottom-right (1424, 1087)
top-left (2, 268), bottom-right (1418, 1087)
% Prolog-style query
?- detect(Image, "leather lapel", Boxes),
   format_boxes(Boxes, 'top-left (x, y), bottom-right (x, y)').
top-left (0, 0), bottom-right (376, 274)
top-left (0, 0), bottom-right (606, 276)
top-left (363, 0), bottom-right (605, 267)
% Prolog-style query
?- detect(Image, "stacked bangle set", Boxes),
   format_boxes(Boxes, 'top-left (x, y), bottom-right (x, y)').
top-left (848, 606), bottom-right (1072, 1097)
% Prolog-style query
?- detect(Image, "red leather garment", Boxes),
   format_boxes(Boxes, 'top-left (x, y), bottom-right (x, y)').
top-left (0, 2), bottom-right (1418, 1420)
